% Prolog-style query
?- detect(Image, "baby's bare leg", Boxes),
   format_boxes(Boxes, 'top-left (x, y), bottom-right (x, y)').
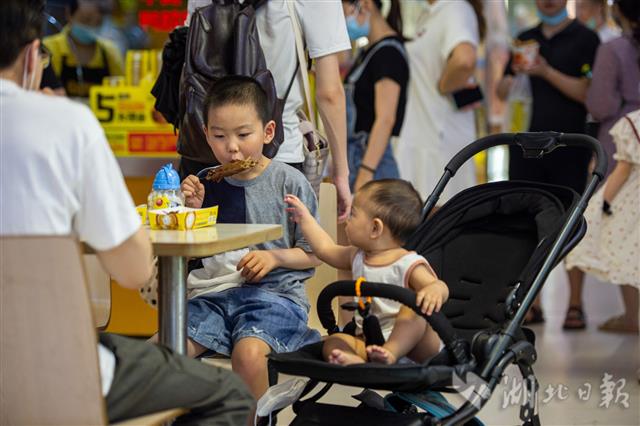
top-left (368, 306), bottom-right (426, 364)
top-left (322, 333), bottom-right (367, 365)
top-left (406, 323), bottom-right (443, 363)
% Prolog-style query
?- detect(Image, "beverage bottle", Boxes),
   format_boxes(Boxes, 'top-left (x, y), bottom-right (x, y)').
top-left (147, 163), bottom-right (185, 211)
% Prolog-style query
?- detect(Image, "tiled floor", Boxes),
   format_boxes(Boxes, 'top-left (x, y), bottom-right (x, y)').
top-left (274, 266), bottom-right (639, 425)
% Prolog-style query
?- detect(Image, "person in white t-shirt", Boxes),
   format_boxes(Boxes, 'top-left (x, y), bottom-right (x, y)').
top-left (396, 0), bottom-right (484, 202)
top-left (0, 1), bottom-right (253, 424)
top-left (187, 0), bottom-right (353, 221)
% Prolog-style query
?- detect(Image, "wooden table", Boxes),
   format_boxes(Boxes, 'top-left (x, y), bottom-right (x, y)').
top-left (152, 224), bottom-right (282, 354)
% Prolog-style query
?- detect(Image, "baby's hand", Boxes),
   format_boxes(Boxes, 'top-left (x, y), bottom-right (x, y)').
top-left (416, 281), bottom-right (448, 316)
top-left (284, 194), bottom-right (313, 224)
top-left (181, 175), bottom-right (204, 209)
top-left (237, 250), bottom-right (278, 283)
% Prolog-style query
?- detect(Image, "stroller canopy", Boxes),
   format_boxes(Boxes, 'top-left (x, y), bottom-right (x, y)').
top-left (408, 180), bottom-right (580, 341)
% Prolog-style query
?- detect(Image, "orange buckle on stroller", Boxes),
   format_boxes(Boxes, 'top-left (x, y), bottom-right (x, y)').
top-left (355, 277), bottom-right (372, 310)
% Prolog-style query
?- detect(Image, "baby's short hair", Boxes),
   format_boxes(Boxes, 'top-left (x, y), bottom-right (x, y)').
top-left (359, 179), bottom-right (423, 243)
top-left (202, 75), bottom-right (270, 126)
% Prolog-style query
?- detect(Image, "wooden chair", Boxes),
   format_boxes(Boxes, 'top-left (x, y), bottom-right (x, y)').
top-left (0, 236), bottom-right (183, 425)
top-left (84, 254), bottom-right (112, 329)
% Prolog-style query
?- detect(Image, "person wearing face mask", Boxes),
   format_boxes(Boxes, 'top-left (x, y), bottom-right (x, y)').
top-left (341, 0), bottom-right (408, 191)
top-left (576, 0), bottom-right (621, 43)
top-left (497, 0), bottom-right (600, 330)
top-left (1, 1), bottom-right (255, 424)
top-left (43, 0), bottom-right (124, 98)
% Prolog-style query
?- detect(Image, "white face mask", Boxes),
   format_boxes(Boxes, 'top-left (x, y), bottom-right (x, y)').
top-left (21, 44), bottom-right (37, 91)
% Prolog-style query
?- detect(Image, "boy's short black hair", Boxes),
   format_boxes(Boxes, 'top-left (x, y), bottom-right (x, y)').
top-left (0, 0), bottom-right (45, 69)
top-left (202, 76), bottom-right (271, 127)
top-left (359, 179), bottom-right (423, 243)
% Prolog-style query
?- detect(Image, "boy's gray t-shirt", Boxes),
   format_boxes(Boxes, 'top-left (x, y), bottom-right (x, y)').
top-left (223, 160), bottom-right (318, 311)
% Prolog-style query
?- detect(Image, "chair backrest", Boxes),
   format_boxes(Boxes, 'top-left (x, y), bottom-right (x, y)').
top-left (305, 182), bottom-right (338, 333)
top-left (84, 254), bottom-right (112, 329)
top-left (1, 236), bottom-right (106, 425)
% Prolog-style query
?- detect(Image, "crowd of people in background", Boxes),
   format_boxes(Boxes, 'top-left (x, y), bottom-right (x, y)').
top-left (338, 0), bottom-right (638, 333)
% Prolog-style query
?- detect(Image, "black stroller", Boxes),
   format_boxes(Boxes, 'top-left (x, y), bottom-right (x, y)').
top-left (266, 132), bottom-right (607, 426)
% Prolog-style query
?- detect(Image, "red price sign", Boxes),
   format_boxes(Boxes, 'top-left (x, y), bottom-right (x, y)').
top-left (138, 0), bottom-right (187, 32)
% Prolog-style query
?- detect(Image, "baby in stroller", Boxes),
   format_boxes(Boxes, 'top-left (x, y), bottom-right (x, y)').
top-left (285, 179), bottom-right (449, 366)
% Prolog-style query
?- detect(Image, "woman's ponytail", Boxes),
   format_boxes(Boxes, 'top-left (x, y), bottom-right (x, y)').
top-left (385, 0), bottom-right (404, 40)
top-left (372, 0), bottom-right (404, 41)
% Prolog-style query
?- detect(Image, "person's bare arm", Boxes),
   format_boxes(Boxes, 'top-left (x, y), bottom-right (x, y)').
top-left (523, 56), bottom-right (589, 104)
top-left (315, 53), bottom-right (352, 222)
top-left (496, 74), bottom-right (514, 101)
top-left (438, 42), bottom-right (477, 95)
top-left (603, 160), bottom-right (632, 203)
top-left (96, 227), bottom-right (154, 290)
top-left (285, 194), bottom-right (356, 270)
top-left (354, 78), bottom-right (400, 190)
top-left (410, 265), bottom-right (449, 315)
top-left (237, 248), bottom-right (321, 283)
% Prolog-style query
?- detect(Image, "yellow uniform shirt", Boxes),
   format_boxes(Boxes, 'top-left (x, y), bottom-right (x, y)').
top-left (43, 27), bottom-right (124, 97)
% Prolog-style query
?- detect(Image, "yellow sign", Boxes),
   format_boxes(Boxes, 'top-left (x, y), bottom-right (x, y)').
top-left (89, 50), bottom-right (179, 158)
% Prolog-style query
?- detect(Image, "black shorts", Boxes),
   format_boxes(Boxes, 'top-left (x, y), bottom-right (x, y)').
top-left (508, 145), bottom-right (591, 195)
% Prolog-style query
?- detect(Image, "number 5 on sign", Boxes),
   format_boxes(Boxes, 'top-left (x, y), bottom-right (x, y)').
top-left (94, 92), bottom-right (116, 123)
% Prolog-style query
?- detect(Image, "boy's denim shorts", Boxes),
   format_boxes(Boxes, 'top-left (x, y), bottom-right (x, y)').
top-left (187, 286), bottom-right (320, 356)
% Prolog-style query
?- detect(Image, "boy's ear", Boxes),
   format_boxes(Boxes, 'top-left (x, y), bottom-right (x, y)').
top-left (263, 120), bottom-right (276, 145)
top-left (202, 123), bottom-right (209, 140)
top-left (370, 218), bottom-right (384, 239)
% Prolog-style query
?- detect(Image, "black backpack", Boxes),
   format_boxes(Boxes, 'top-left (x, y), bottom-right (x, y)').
top-left (177, 0), bottom-right (287, 165)
top-left (151, 26), bottom-right (188, 128)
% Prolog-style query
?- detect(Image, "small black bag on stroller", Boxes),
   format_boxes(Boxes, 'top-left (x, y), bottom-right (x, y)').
top-left (266, 132), bottom-right (607, 426)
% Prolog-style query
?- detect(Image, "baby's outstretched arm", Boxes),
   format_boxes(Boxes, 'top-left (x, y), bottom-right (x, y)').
top-left (285, 194), bottom-right (355, 270)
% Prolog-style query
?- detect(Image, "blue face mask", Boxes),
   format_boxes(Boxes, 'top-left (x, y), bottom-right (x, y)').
top-left (537, 8), bottom-right (569, 26)
top-left (70, 23), bottom-right (99, 45)
top-left (346, 14), bottom-right (370, 41)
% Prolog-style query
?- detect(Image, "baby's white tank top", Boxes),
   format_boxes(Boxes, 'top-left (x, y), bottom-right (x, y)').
top-left (352, 250), bottom-right (435, 340)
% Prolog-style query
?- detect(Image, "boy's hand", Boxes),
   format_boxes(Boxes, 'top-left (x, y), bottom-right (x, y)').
top-left (181, 175), bottom-right (204, 208)
top-left (415, 281), bottom-right (448, 316)
top-left (237, 250), bottom-right (278, 283)
top-left (284, 194), bottom-right (313, 225)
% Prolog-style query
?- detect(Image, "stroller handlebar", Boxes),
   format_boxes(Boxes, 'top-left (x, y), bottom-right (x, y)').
top-left (317, 280), bottom-right (461, 354)
top-left (446, 132), bottom-right (608, 182)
